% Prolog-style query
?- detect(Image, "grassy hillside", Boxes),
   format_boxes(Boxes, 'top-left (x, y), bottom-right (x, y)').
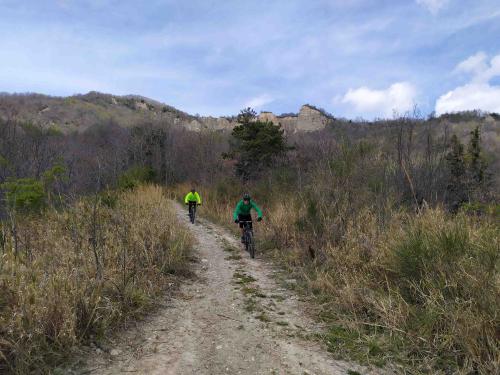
top-left (0, 92), bottom-right (193, 132)
top-left (0, 185), bottom-right (193, 373)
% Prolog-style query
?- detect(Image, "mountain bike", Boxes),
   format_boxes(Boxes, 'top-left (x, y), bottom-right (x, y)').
top-left (187, 202), bottom-right (198, 224)
top-left (240, 221), bottom-right (256, 258)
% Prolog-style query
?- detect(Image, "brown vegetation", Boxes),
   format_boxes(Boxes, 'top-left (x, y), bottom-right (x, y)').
top-left (0, 185), bottom-right (193, 373)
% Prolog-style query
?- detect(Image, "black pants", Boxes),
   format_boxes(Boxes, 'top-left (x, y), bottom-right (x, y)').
top-left (238, 214), bottom-right (252, 228)
top-left (188, 201), bottom-right (197, 212)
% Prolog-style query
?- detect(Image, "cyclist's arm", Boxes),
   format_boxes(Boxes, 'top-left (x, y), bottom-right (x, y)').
top-left (233, 201), bottom-right (242, 220)
top-left (195, 192), bottom-right (202, 204)
top-left (251, 201), bottom-right (263, 218)
top-left (184, 193), bottom-right (190, 204)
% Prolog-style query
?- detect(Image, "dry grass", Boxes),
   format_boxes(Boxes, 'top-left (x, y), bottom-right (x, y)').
top-left (0, 185), bottom-right (193, 373)
top-left (183, 176), bottom-right (499, 374)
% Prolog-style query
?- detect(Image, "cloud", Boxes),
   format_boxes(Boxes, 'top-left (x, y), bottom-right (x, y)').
top-left (244, 94), bottom-right (274, 109)
top-left (454, 52), bottom-right (489, 77)
top-left (435, 83), bottom-right (500, 114)
top-left (454, 51), bottom-right (500, 82)
top-left (341, 82), bottom-right (417, 118)
top-left (436, 52), bottom-right (500, 114)
top-left (416, 0), bottom-right (450, 14)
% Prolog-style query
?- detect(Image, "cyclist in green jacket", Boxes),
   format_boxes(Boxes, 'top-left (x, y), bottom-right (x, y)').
top-left (184, 187), bottom-right (201, 215)
top-left (233, 193), bottom-right (262, 242)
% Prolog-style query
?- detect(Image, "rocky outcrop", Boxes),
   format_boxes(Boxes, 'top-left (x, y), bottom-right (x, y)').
top-left (199, 117), bottom-right (237, 131)
top-left (135, 101), bottom-right (149, 110)
top-left (253, 105), bottom-right (331, 132)
top-left (296, 105), bottom-right (331, 131)
top-left (180, 117), bottom-right (238, 132)
top-left (258, 111), bottom-right (279, 124)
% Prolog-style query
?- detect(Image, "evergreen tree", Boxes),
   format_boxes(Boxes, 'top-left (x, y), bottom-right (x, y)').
top-left (465, 126), bottom-right (492, 203)
top-left (445, 134), bottom-right (468, 210)
top-left (1, 177), bottom-right (46, 213)
top-left (225, 108), bottom-right (289, 179)
top-left (467, 126), bottom-right (485, 185)
top-left (445, 127), bottom-right (491, 211)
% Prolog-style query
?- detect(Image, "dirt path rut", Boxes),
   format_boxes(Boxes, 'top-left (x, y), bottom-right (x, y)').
top-left (82, 204), bottom-right (381, 375)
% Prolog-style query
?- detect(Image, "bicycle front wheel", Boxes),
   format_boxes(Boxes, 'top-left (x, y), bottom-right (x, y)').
top-left (244, 233), bottom-right (249, 252)
top-left (247, 231), bottom-right (255, 258)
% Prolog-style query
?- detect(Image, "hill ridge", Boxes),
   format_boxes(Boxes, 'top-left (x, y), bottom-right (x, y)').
top-left (1, 91), bottom-right (499, 134)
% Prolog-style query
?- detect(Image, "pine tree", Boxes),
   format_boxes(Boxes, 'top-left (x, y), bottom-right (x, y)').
top-left (467, 126), bottom-right (485, 185)
top-left (466, 126), bottom-right (491, 202)
top-left (225, 108), bottom-right (289, 179)
top-left (445, 134), bottom-right (468, 210)
top-left (445, 127), bottom-right (491, 211)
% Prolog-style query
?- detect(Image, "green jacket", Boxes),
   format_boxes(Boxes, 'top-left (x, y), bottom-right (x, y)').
top-left (233, 199), bottom-right (263, 220)
top-left (184, 191), bottom-right (201, 204)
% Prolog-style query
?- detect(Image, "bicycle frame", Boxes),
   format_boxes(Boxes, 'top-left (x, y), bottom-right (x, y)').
top-left (188, 202), bottom-right (198, 224)
top-left (240, 221), bottom-right (255, 258)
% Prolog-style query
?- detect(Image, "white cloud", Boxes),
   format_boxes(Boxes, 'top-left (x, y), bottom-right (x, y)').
top-left (341, 82), bottom-right (417, 118)
top-left (454, 51), bottom-right (500, 83)
top-left (416, 0), bottom-right (450, 15)
top-left (436, 52), bottom-right (500, 115)
top-left (244, 94), bottom-right (274, 109)
top-left (454, 52), bottom-right (488, 77)
top-left (436, 84), bottom-right (500, 114)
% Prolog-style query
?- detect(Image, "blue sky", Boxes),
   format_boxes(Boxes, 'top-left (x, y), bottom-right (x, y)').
top-left (0, 0), bottom-right (499, 118)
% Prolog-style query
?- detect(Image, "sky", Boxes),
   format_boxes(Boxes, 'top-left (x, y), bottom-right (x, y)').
top-left (0, 0), bottom-right (499, 118)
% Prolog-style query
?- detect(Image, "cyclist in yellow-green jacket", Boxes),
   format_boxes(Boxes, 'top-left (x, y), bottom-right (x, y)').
top-left (184, 187), bottom-right (202, 223)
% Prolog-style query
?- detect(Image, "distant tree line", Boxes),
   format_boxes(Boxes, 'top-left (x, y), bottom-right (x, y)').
top-left (0, 117), bottom-right (229, 217)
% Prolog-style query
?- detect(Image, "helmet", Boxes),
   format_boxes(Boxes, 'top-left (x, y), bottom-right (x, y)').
top-left (191, 187), bottom-right (196, 192)
top-left (243, 193), bottom-right (251, 201)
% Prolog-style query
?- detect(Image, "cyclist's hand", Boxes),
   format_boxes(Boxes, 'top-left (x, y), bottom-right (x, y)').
top-left (257, 217), bottom-right (262, 222)
top-left (234, 219), bottom-right (239, 224)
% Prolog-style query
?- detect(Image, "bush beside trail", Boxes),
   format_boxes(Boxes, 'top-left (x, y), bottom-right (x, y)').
top-left (0, 185), bottom-right (193, 373)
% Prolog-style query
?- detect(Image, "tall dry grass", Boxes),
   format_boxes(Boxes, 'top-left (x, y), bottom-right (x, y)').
top-left (267, 205), bottom-right (499, 373)
top-left (0, 185), bottom-right (193, 373)
top-left (180, 170), bottom-right (499, 373)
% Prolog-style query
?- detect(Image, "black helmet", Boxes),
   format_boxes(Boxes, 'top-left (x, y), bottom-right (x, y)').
top-left (243, 193), bottom-right (251, 201)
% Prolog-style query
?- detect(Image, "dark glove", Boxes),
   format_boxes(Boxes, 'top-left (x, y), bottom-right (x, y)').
top-left (234, 219), bottom-right (239, 224)
top-left (257, 217), bottom-right (262, 222)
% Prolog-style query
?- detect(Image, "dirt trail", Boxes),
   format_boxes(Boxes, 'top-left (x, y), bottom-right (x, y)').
top-left (80, 204), bottom-right (382, 375)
